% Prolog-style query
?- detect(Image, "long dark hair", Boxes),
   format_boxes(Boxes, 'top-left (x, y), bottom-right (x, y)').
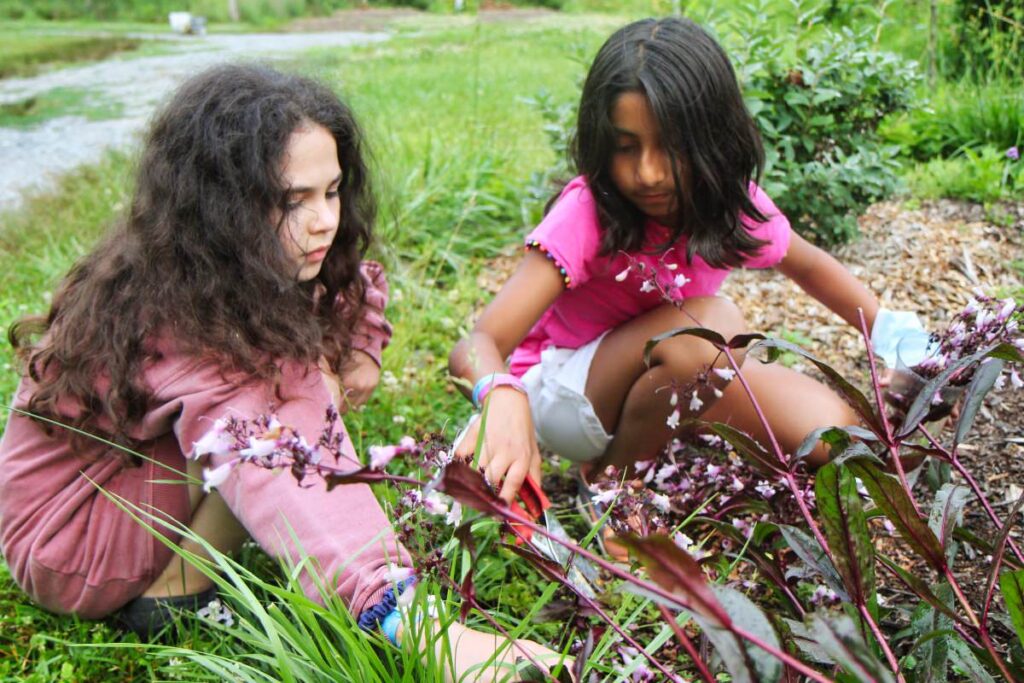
top-left (10, 64), bottom-right (375, 458)
top-left (571, 17), bottom-right (767, 268)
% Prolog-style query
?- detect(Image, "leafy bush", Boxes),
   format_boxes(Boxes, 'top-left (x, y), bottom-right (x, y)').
top-left (907, 145), bottom-right (1024, 202)
top-left (726, 3), bottom-right (919, 245)
top-left (880, 81), bottom-right (1024, 162)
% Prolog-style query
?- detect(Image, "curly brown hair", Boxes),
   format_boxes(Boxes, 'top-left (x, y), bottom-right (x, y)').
top-left (9, 64), bottom-right (375, 460)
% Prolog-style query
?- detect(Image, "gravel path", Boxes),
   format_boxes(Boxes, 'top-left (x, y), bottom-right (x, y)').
top-left (0, 31), bottom-right (389, 213)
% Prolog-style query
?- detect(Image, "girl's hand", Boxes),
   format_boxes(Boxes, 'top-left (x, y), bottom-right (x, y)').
top-left (440, 621), bottom-right (574, 683)
top-left (339, 350), bottom-right (381, 412)
top-left (453, 388), bottom-right (542, 504)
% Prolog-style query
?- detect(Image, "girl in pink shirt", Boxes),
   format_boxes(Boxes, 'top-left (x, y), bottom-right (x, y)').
top-left (449, 17), bottom-right (884, 504)
top-left (1, 64), bottom-right (562, 678)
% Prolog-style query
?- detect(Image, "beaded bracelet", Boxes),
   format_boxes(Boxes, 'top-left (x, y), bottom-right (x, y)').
top-left (472, 372), bottom-right (527, 409)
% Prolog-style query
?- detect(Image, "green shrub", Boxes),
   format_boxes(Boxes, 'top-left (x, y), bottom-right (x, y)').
top-left (728, 3), bottom-right (919, 245)
top-left (880, 81), bottom-right (1024, 161)
top-left (906, 145), bottom-right (1023, 202)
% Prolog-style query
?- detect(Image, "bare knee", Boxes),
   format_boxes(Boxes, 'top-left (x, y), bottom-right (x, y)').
top-left (650, 298), bottom-right (749, 375)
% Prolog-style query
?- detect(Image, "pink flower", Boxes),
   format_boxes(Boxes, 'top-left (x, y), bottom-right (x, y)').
top-left (239, 435), bottom-right (278, 459)
top-left (1008, 146), bottom-right (1020, 161)
top-left (202, 460), bottom-right (236, 492)
top-left (369, 444), bottom-right (399, 470)
top-left (399, 436), bottom-right (418, 451)
top-left (713, 367), bottom-right (736, 381)
top-left (689, 391), bottom-right (703, 412)
top-left (650, 493), bottom-right (671, 513)
top-left (445, 501), bottom-right (463, 527)
top-left (192, 418), bottom-right (235, 459)
top-left (673, 274), bottom-right (690, 288)
top-left (615, 267), bottom-right (631, 282)
top-left (591, 488), bottom-right (621, 507)
top-left (666, 409), bottom-right (681, 430)
top-left (639, 280), bottom-right (656, 293)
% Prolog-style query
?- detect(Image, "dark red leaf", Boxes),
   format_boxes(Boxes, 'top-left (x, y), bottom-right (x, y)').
top-left (614, 533), bottom-right (730, 626)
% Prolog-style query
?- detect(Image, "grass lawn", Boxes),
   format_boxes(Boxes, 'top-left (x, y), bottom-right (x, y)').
top-left (0, 32), bottom-right (143, 79)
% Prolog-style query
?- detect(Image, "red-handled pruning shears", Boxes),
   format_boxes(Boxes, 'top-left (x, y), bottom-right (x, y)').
top-left (509, 475), bottom-right (599, 599)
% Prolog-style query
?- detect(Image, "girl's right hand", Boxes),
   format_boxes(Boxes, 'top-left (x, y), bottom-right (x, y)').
top-left (453, 388), bottom-right (542, 504)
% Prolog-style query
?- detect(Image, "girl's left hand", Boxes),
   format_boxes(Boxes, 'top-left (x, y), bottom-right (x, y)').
top-left (339, 350), bottom-right (381, 412)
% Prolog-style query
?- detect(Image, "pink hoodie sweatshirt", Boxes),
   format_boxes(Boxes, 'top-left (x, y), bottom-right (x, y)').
top-left (0, 261), bottom-right (411, 620)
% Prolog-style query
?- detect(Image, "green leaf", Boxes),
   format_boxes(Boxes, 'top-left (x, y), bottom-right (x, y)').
top-left (778, 524), bottom-right (850, 601)
top-left (847, 459), bottom-right (946, 572)
top-left (999, 570), bottom-right (1024, 653)
top-left (954, 359), bottom-right (1003, 447)
top-left (808, 611), bottom-right (896, 683)
top-left (615, 533), bottom-right (730, 624)
top-left (815, 463), bottom-right (875, 606)
top-left (908, 584), bottom-right (953, 683)
top-left (750, 338), bottom-right (884, 435)
top-left (709, 422), bottom-right (784, 475)
top-left (948, 639), bottom-right (998, 683)
top-left (689, 585), bottom-right (782, 683)
top-left (877, 555), bottom-right (959, 622)
top-left (897, 352), bottom-right (983, 438)
top-left (928, 484), bottom-right (971, 561)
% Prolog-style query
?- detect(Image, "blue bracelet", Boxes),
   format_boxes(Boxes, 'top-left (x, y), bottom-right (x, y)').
top-left (380, 608), bottom-right (402, 646)
top-left (471, 373), bottom-right (497, 408)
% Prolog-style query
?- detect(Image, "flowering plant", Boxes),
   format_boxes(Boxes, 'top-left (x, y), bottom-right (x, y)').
top-left (202, 293), bottom-right (1024, 681)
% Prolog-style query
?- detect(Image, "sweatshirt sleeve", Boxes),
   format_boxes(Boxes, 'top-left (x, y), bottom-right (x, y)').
top-left (348, 261), bottom-right (392, 367)
top-left (161, 357), bottom-right (412, 619)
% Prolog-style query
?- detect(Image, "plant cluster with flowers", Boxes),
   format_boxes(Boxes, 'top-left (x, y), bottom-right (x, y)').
top-left (200, 294), bottom-right (1024, 682)
top-left (913, 294), bottom-right (1022, 384)
top-left (586, 432), bottom-right (814, 559)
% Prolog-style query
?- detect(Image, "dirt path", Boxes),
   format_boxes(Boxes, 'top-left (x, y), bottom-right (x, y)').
top-left (0, 30), bottom-right (389, 213)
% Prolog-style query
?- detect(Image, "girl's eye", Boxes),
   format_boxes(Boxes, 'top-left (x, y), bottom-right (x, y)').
top-left (326, 189), bottom-right (340, 199)
top-left (615, 143), bottom-right (637, 154)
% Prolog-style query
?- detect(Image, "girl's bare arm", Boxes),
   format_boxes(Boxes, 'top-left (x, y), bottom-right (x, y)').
top-left (775, 231), bottom-right (880, 333)
top-left (448, 249), bottom-right (565, 502)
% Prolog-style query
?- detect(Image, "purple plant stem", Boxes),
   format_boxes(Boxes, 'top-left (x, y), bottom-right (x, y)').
top-left (720, 346), bottom-right (905, 682)
top-left (856, 310), bottom-right (919, 512)
top-left (500, 508), bottom-right (836, 683)
top-left (655, 603), bottom-right (716, 683)
top-left (918, 427), bottom-right (1024, 565)
top-left (857, 603), bottom-right (906, 683)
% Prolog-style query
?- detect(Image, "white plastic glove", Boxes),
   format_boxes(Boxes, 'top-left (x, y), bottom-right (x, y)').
top-left (870, 308), bottom-right (932, 367)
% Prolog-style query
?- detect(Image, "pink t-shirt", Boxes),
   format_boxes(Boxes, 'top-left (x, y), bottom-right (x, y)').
top-left (508, 176), bottom-right (792, 376)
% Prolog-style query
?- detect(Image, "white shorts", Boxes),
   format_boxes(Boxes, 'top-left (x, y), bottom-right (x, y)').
top-left (520, 333), bottom-right (613, 463)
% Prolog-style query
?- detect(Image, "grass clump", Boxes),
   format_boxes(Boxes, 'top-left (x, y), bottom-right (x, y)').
top-left (0, 34), bottom-right (141, 78)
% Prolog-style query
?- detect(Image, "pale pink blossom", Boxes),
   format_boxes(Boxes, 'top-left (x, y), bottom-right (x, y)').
top-left (1011, 370), bottom-right (1023, 390)
top-left (712, 367), bottom-right (736, 381)
top-left (639, 280), bottom-right (656, 293)
top-left (591, 488), bottom-right (621, 507)
top-left (202, 460), bottom-right (236, 492)
top-left (651, 493), bottom-right (671, 513)
top-left (689, 391), bottom-right (703, 412)
top-left (666, 409), bottom-right (681, 430)
top-left (615, 267), bottom-right (631, 282)
top-left (445, 501), bottom-right (463, 527)
top-left (239, 435), bottom-right (278, 459)
top-left (399, 435), bottom-right (418, 450)
top-left (673, 274), bottom-right (690, 288)
top-left (369, 444), bottom-right (399, 469)
top-left (192, 418), bottom-right (235, 459)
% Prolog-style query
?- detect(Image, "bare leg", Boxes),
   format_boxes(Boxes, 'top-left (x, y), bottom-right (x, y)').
top-left (701, 361), bottom-right (859, 467)
top-left (586, 298), bottom-right (747, 470)
top-left (142, 458), bottom-right (249, 598)
top-left (585, 298), bottom-right (858, 471)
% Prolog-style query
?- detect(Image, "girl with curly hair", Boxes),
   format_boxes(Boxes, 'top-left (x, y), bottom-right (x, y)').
top-left (1, 64), bottom-right (562, 679)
